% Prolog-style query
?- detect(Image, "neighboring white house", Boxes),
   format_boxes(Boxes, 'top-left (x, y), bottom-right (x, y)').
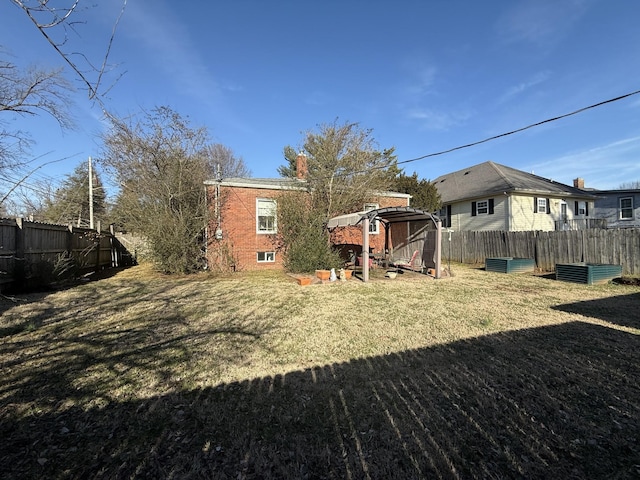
top-left (433, 161), bottom-right (600, 232)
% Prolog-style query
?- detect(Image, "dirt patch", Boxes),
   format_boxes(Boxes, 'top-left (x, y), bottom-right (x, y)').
top-left (614, 277), bottom-right (640, 286)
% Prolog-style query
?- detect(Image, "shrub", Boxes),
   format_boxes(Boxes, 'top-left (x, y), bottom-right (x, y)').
top-left (276, 192), bottom-right (343, 274)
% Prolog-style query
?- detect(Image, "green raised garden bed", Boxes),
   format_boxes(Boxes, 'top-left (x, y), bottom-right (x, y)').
top-left (555, 263), bottom-right (622, 285)
top-left (485, 257), bottom-right (535, 274)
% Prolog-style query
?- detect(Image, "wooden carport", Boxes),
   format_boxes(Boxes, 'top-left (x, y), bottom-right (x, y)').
top-left (327, 206), bottom-right (442, 282)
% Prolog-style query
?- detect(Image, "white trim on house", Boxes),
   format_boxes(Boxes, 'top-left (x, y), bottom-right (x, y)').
top-left (620, 196), bottom-right (634, 220)
top-left (204, 178), bottom-right (412, 200)
top-left (256, 198), bottom-right (277, 234)
top-left (205, 178), bottom-right (306, 190)
top-left (257, 251), bottom-right (275, 262)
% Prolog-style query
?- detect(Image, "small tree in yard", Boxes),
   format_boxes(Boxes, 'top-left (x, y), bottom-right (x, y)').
top-left (277, 120), bottom-right (398, 272)
top-left (101, 106), bottom-right (247, 274)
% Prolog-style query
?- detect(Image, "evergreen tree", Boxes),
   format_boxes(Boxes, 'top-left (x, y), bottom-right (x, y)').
top-left (392, 172), bottom-right (441, 212)
top-left (42, 160), bottom-right (106, 226)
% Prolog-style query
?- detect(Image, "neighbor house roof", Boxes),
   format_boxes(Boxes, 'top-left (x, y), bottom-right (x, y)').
top-left (433, 161), bottom-right (597, 204)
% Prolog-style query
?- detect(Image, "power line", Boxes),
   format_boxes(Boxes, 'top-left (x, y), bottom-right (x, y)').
top-left (395, 88), bottom-right (640, 168)
top-left (319, 88), bottom-right (640, 180)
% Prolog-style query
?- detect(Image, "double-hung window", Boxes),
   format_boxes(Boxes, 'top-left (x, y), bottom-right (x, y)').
top-left (537, 198), bottom-right (547, 214)
top-left (533, 197), bottom-right (551, 214)
top-left (257, 198), bottom-right (277, 233)
top-left (620, 197), bottom-right (633, 220)
top-left (471, 199), bottom-right (493, 216)
top-left (577, 201), bottom-right (587, 216)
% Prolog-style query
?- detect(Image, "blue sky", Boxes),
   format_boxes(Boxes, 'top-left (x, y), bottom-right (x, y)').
top-left (2, 0), bottom-right (640, 204)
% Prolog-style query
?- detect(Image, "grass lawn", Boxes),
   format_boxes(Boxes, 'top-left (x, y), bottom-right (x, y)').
top-left (1, 264), bottom-right (639, 479)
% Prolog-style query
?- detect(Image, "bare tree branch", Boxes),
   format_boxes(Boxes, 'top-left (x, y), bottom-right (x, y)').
top-left (10, 0), bottom-right (128, 100)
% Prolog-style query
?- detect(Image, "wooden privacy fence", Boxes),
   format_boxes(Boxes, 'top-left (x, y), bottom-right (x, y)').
top-left (0, 218), bottom-right (134, 287)
top-left (440, 229), bottom-right (640, 276)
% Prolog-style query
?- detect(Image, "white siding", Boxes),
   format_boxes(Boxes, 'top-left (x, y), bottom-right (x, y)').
top-left (450, 196), bottom-right (507, 231)
top-left (449, 194), bottom-right (594, 232)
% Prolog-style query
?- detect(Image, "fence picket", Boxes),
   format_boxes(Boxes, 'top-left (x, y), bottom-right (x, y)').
top-left (0, 218), bottom-right (134, 287)
top-left (441, 228), bottom-right (639, 275)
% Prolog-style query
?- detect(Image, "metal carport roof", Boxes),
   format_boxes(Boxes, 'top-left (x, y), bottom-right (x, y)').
top-left (327, 206), bottom-right (440, 228)
top-left (327, 206), bottom-right (443, 281)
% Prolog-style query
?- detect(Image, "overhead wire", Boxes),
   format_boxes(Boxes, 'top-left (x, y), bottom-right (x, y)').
top-left (397, 88), bottom-right (640, 167)
top-left (331, 88), bottom-right (640, 178)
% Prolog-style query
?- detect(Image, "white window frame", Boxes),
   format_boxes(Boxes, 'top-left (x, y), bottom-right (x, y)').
top-left (620, 197), bottom-right (633, 220)
top-left (257, 251), bottom-right (275, 263)
top-left (364, 203), bottom-right (379, 234)
top-left (476, 200), bottom-right (489, 215)
top-left (577, 201), bottom-right (587, 216)
top-left (536, 198), bottom-right (547, 214)
top-left (256, 198), bottom-right (277, 234)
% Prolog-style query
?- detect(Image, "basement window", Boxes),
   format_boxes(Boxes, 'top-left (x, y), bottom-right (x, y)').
top-left (257, 251), bottom-right (275, 263)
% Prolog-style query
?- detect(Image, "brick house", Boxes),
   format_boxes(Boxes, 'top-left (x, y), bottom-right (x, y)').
top-left (204, 155), bottom-right (410, 271)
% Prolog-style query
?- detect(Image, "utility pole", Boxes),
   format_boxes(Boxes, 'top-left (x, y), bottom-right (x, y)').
top-left (88, 156), bottom-right (94, 229)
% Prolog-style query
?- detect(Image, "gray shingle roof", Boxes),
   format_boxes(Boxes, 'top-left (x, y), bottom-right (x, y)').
top-left (432, 161), bottom-right (595, 203)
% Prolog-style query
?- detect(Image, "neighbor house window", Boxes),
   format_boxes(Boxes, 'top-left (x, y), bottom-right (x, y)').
top-left (574, 200), bottom-right (588, 216)
top-left (439, 205), bottom-right (452, 228)
top-left (534, 197), bottom-right (551, 214)
top-left (620, 197), bottom-right (633, 220)
top-left (364, 203), bottom-right (379, 234)
top-left (471, 199), bottom-right (494, 216)
top-left (257, 251), bottom-right (275, 263)
top-left (257, 198), bottom-right (276, 233)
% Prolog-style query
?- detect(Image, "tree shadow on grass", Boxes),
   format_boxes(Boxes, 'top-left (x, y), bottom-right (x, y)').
top-left (2, 321), bottom-right (639, 479)
top-left (0, 266), bottom-right (133, 321)
top-left (552, 292), bottom-right (640, 329)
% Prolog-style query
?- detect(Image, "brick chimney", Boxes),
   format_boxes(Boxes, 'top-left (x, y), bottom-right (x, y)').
top-left (573, 177), bottom-right (585, 190)
top-left (296, 153), bottom-right (308, 180)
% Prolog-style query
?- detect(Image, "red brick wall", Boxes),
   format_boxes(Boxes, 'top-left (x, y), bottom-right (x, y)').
top-left (329, 195), bottom-right (410, 255)
top-left (207, 185), bottom-right (283, 271)
top-left (207, 185), bottom-right (410, 271)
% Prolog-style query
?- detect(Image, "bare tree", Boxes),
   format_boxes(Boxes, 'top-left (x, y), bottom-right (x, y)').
top-left (0, 55), bottom-right (74, 170)
top-left (619, 181), bottom-right (640, 189)
top-left (101, 106), bottom-right (247, 273)
top-left (10, 0), bottom-right (128, 100)
top-left (205, 143), bottom-right (251, 178)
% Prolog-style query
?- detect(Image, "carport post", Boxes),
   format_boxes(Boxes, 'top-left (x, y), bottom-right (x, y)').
top-left (435, 218), bottom-right (442, 279)
top-left (362, 216), bottom-right (370, 282)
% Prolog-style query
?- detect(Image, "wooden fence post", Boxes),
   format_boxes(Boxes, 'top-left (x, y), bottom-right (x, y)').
top-left (67, 224), bottom-right (74, 261)
top-left (15, 217), bottom-right (24, 262)
top-left (109, 224), bottom-right (118, 267)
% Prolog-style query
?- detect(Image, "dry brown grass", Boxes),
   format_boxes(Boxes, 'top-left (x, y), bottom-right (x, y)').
top-left (1, 263), bottom-right (639, 479)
